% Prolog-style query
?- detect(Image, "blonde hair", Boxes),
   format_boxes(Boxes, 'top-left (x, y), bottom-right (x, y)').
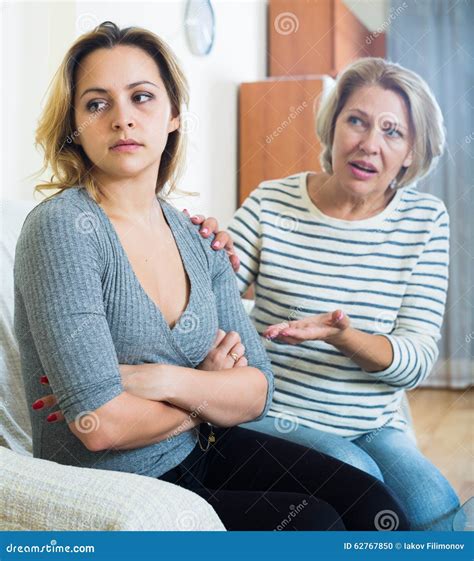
top-left (316, 57), bottom-right (445, 188)
top-left (34, 21), bottom-right (189, 202)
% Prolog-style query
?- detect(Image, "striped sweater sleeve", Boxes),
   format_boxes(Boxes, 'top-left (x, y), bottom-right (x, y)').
top-left (370, 204), bottom-right (450, 388)
top-left (228, 188), bottom-right (262, 294)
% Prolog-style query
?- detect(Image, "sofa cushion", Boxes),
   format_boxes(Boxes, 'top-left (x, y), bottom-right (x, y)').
top-left (0, 446), bottom-right (225, 531)
top-left (1, 199), bottom-right (36, 455)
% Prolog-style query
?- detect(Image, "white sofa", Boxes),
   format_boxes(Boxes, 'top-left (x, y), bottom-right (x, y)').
top-left (0, 199), bottom-right (225, 531)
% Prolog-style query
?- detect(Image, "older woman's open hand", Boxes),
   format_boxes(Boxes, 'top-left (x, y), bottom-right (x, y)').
top-left (263, 310), bottom-right (351, 345)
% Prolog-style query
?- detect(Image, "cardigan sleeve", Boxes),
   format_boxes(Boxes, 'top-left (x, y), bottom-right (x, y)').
top-left (14, 198), bottom-right (124, 425)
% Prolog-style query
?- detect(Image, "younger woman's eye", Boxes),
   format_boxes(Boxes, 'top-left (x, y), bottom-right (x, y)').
top-left (133, 92), bottom-right (154, 103)
top-left (348, 115), bottom-right (363, 126)
top-left (86, 100), bottom-right (108, 113)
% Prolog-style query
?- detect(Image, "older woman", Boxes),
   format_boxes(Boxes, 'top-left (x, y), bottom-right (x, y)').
top-left (192, 57), bottom-right (460, 530)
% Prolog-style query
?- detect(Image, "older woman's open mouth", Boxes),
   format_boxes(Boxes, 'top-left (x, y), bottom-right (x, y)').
top-left (348, 160), bottom-right (378, 180)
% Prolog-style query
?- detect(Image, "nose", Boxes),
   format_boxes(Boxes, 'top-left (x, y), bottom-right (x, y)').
top-left (358, 126), bottom-right (381, 155)
top-left (111, 103), bottom-right (135, 131)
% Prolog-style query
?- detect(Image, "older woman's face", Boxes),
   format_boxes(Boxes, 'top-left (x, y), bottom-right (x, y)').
top-left (331, 85), bottom-right (413, 197)
top-left (73, 45), bottom-right (179, 182)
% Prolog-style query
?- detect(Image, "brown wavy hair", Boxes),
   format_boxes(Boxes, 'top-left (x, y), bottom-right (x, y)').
top-left (34, 21), bottom-right (189, 202)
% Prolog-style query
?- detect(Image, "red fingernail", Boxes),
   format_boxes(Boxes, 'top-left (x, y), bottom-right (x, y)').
top-left (46, 413), bottom-right (58, 422)
top-left (40, 376), bottom-right (49, 384)
top-left (32, 400), bottom-right (44, 410)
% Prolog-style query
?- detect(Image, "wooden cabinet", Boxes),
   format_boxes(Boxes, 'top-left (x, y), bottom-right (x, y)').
top-left (268, 0), bottom-right (385, 77)
top-left (239, 77), bottom-right (324, 204)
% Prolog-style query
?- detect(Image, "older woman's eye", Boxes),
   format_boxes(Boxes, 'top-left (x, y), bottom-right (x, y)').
top-left (133, 92), bottom-right (154, 103)
top-left (386, 128), bottom-right (403, 138)
top-left (86, 100), bottom-right (108, 113)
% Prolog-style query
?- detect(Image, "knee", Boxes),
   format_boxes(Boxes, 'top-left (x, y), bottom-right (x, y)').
top-left (331, 447), bottom-right (384, 481)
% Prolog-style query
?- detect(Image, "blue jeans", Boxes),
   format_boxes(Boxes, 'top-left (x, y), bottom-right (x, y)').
top-left (241, 416), bottom-right (461, 531)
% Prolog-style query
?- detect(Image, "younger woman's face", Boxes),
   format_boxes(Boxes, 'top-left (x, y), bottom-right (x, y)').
top-left (73, 45), bottom-right (179, 183)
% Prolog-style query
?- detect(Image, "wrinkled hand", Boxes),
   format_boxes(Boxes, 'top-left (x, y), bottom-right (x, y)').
top-left (182, 209), bottom-right (240, 272)
top-left (263, 310), bottom-right (350, 345)
top-left (198, 329), bottom-right (248, 371)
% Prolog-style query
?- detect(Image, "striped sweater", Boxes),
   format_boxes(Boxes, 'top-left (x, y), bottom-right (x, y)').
top-left (229, 172), bottom-right (449, 438)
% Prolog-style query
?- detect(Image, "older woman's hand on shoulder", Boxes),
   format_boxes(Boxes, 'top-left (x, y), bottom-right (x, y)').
top-left (183, 209), bottom-right (240, 272)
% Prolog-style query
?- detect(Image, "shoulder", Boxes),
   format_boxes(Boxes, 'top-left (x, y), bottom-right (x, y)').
top-left (398, 188), bottom-right (448, 223)
top-left (238, 173), bottom-right (307, 215)
top-left (161, 200), bottom-right (231, 279)
top-left (16, 187), bottom-right (103, 263)
top-left (253, 173), bottom-right (305, 198)
top-left (21, 187), bottom-right (98, 236)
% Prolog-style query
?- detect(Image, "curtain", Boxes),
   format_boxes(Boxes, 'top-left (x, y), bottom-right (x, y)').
top-left (388, 0), bottom-right (473, 387)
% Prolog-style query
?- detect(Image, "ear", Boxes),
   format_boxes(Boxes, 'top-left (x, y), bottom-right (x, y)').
top-left (168, 114), bottom-right (180, 134)
top-left (402, 149), bottom-right (413, 168)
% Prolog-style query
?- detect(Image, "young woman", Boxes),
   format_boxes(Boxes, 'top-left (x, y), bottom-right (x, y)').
top-left (189, 58), bottom-right (461, 530)
top-left (16, 23), bottom-right (408, 531)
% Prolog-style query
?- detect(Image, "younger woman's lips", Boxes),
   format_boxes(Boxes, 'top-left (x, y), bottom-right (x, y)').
top-left (110, 143), bottom-right (143, 152)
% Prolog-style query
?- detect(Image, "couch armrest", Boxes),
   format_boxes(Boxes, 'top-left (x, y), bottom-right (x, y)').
top-left (0, 447), bottom-right (225, 531)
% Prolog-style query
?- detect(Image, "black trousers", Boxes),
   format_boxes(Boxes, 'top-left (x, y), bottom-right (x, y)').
top-left (160, 425), bottom-right (409, 531)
